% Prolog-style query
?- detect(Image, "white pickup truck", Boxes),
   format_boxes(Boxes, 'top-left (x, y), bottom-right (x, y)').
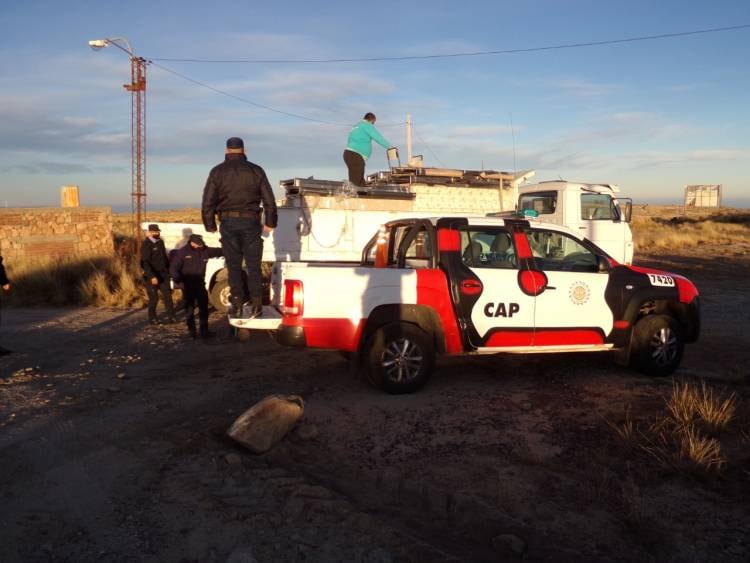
top-left (271, 215), bottom-right (699, 393)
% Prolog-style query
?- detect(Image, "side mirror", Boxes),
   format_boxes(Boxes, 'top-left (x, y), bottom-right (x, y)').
top-left (623, 201), bottom-right (632, 223)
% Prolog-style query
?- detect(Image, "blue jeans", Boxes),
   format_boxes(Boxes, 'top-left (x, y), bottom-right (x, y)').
top-left (219, 216), bottom-right (263, 304)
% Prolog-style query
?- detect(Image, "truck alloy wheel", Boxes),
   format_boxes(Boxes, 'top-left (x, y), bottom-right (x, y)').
top-left (366, 323), bottom-right (435, 394)
top-left (631, 314), bottom-right (684, 377)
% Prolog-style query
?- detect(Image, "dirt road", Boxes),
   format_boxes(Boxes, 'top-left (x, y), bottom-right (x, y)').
top-left (1, 249), bottom-right (748, 562)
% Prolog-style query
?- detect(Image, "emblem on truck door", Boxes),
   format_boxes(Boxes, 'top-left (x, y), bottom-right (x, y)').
top-left (569, 281), bottom-right (591, 305)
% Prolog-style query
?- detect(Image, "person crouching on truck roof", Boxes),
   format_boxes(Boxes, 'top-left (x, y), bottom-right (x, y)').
top-left (170, 234), bottom-right (223, 339)
top-left (201, 136), bottom-right (277, 319)
top-left (343, 112), bottom-right (392, 187)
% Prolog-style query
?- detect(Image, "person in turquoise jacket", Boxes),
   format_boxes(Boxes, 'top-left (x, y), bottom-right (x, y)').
top-left (343, 112), bottom-right (391, 187)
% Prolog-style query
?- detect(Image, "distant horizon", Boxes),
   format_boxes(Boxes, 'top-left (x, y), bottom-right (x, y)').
top-left (3, 197), bottom-right (747, 214)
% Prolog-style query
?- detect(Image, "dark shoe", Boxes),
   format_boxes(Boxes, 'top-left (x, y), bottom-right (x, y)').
top-left (0, 346), bottom-right (12, 356)
top-left (247, 297), bottom-right (263, 319)
top-left (229, 298), bottom-right (244, 318)
top-left (165, 316), bottom-right (179, 324)
top-left (148, 318), bottom-right (160, 326)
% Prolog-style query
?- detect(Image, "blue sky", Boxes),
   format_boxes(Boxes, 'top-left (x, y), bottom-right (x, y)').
top-left (1, 0), bottom-right (748, 208)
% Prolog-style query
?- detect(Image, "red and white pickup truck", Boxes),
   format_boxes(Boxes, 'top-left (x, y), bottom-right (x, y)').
top-left (274, 216), bottom-right (700, 393)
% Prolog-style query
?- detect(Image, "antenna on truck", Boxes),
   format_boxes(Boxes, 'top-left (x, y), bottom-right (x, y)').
top-left (406, 114), bottom-right (413, 162)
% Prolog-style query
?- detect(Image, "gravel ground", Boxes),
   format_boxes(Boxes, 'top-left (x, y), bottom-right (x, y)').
top-left (1, 247), bottom-right (748, 562)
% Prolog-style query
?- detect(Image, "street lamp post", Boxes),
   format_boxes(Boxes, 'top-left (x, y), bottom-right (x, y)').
top-left (89, 37), bottom-right (148, 258)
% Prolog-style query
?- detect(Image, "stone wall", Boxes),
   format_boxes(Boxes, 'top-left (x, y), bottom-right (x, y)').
top-left (0, 207), bottom-right (114, 264)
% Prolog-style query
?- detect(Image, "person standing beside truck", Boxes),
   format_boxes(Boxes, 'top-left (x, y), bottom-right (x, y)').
top-left (201, 137), bottom-right (277, 319)
top-left (343, 112), bottom-right (392, 187)
top-left (140, 224), bottom-right (177, 325)
top-left (170, 234), bottom-right (223, 339)
top-left (0, 254), bottom-right (12, 355)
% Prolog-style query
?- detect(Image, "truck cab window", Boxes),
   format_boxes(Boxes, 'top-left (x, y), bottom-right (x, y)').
top-left (460, 228), bottom-right (516, 269)
top-left (581, 193), bottom-right (617, 220)
top-left (403, 228), bottom-right (432, 268)
top-left (518, 191), bottom-right (557, 215)
top-left (526, 228), bottom-right (599, 272)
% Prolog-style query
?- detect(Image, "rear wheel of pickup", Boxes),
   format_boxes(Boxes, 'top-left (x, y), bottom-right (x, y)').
top-left (631, 314), bottom-right (684, 377)
top-left (366, 323), bottom-right (435, 394)
top-left (209, 279), bottom-right (231, 313)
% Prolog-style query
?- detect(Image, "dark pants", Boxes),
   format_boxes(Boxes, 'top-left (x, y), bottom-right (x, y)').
top-left (343, 149), bottom-right (366, 186)
top-left (183, 279), bottom-right (209, 335)
top-left (145, 277), bottom-right (174, 320)
top-left (219, 216), bottom-right (263, 305)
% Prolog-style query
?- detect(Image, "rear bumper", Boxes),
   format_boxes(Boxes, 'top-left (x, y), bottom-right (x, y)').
top-left (277, 325), bottom-right (307, 347)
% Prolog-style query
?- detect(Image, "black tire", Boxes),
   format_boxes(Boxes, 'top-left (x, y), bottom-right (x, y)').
top-left (630, 314), bottom-right (684, 377)
top-left (209, 279), bottom-right (231, 313)
top-left (366, 323), bottom-right (435, 394)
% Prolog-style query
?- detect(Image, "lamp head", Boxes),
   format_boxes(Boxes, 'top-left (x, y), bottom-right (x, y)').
top-left (88, 39), bottom-right (109, 51)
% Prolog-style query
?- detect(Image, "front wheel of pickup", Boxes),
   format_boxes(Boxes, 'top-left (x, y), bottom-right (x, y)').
top-left (366, 323), bottom-right (435, 394)
top-left (631, 314), bottom-right (684, 377)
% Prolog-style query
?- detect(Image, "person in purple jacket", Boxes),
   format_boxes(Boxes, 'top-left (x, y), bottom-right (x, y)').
top-left (170, 234), bottom-right (223, 339)
top-left (343, 112), bottom-right (392, 187)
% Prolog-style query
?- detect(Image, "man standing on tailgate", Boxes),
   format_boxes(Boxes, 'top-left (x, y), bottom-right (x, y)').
top-left (201, 137), bottom-right (277, 318)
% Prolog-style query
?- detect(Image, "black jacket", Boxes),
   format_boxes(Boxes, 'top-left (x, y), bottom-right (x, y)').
top-left (201, 154), bottom-right (278, 231)
top-left (0, 256), bottom-right (8, 286)
top-left (140, 237), bottom-right (170, 281)
top-left (170, 244), bottom-right (223, 283)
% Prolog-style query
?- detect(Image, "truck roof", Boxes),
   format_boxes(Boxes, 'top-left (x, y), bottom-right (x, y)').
top-left (521, 180), bottom-right (620, 193)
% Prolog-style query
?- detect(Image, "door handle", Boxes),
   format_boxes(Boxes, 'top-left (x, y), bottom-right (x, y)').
top-left (460, 279), bottom-right (483, 295)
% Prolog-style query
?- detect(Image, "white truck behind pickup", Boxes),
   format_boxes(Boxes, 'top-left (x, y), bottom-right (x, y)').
top-left (515, 181), bottom-right (633, 264)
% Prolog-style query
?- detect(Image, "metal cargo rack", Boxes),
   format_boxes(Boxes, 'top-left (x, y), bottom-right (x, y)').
top-left (280, 177), bottom-right (415, 200)
top-left (368, 166), bottom-right (517, 188)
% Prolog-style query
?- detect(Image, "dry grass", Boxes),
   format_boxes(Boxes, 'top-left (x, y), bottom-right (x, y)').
top-left (631, 207), bottom-right (750, 253)
top-left (677, 425), bottom-right (726, 472)
top-left (694, 382), bottom-right (736, 430)
top-left (666, 380), bottom-right (736, 430)
top-left (5, 242), bottom-right (146, 308)
top-left (610, 379), bottom-right (737, 474)
top-left (665, 380), bottom-right (697, 426)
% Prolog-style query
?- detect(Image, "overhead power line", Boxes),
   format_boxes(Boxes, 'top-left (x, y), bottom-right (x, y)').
top-left (150, 61), bottom-right (406, 127)
top-left (147, 24), bottom-right (750, 64)
top-left (150, 61), bottom-right (349, 125)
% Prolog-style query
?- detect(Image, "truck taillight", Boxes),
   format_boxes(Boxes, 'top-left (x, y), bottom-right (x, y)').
top-left (283, 280), bottom-right (304, 316)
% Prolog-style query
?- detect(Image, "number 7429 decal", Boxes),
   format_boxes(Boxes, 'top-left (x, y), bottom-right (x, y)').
top-left (648, 273), bottom-right (675, 287)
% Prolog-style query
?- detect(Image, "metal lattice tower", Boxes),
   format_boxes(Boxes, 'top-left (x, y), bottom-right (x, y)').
top-left (125, 57), bottom-right (147, 249)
